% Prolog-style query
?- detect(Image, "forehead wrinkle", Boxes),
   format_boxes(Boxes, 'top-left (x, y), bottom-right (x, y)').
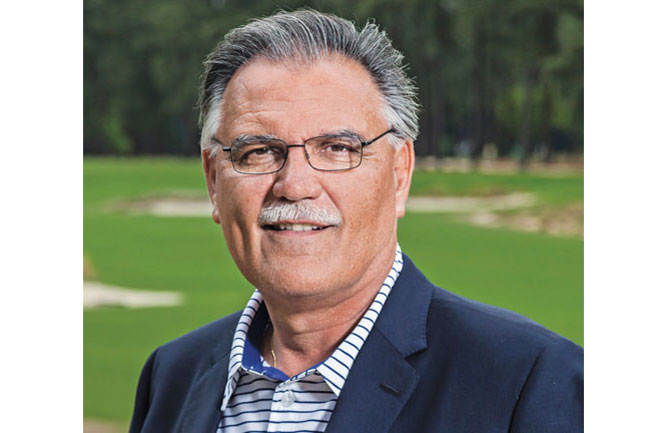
top-left (222, 86), bottom-right (302, 133)
top-left (224, 109), bottom-right (290, 136)
top-left (231, 93), bottom-right (339, 117)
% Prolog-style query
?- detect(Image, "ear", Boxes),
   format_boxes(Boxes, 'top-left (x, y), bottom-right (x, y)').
top-left (202, 148), bottom-right (222, 225)
top-left (393, 139), bottom-right (415, 218)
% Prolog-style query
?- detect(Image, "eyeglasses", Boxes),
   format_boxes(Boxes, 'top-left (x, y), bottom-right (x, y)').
top-left (213, 128), bottom-right (395, 175)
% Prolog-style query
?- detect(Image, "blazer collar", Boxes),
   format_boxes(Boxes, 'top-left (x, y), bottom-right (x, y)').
top-left (374, 253), bottom-right (434, 357)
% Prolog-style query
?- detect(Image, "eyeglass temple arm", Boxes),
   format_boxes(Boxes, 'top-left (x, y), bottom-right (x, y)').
top-left (361, 128), bottom-right (396, 147)
top-left (210, 137), bottom-right (232, 152)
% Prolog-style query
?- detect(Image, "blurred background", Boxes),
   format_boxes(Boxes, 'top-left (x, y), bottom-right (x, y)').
top-left (84, 0), bottom-right (583, 432)
top-left (85, 0), bottom-right (583, 162)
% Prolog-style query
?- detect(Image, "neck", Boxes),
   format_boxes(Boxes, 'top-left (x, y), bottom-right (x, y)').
top-left (260, 246), bottom-right (395, 377)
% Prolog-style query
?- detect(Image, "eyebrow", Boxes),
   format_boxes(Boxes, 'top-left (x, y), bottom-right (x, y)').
top-left (231, 134), bottom-right (281, 147)
top-left (333, 129), bottom-right (365, 142)
top-left (209, 135), bottom-right (279, 150)
top-left (214, 129), bottom-right (367, 147)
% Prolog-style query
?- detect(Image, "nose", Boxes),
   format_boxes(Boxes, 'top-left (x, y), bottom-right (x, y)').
top-left (271, 146), bottom-right (323, 201)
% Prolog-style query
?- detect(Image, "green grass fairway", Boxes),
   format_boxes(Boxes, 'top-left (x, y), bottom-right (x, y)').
top-left (410, 170), bottom-right (583, 205)
top-left (84, 157), bottom-right (583, 426)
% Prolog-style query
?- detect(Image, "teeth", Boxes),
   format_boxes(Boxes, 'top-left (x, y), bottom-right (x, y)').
top-left (276, 224), bottom-right (323, 231)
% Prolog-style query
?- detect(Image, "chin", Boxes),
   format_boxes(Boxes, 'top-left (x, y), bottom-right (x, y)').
top-left (251, 268), bottom-right (338, 299)
top-left (272, 274), bottom-right (329, 295)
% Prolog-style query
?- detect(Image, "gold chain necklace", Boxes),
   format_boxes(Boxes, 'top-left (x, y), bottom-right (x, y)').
top-left (270, 341), bottom-right (278, 367)
top-left (266, 323), bottom-right (278, 368)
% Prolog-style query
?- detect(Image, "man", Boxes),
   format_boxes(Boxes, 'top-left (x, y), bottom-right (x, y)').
top-left (130, 9), bottom-right (582, 433)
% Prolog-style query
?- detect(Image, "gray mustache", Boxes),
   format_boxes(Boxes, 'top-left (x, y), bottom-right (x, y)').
top-left (258, 201), bottom-right (342, 226)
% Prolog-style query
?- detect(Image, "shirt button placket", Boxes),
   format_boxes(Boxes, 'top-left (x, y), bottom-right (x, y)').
top-left (268, 383), bottom-right (296, 432)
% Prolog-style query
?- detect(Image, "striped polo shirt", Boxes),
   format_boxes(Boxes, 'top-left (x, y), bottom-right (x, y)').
top-left (216, 244), bottom-right (404, 433)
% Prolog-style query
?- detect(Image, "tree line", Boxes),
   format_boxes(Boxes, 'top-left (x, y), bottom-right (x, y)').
top-left (84, 0), bottom-right (583, 160)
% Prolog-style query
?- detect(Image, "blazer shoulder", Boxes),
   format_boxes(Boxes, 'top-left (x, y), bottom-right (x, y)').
top-left (130, 311), bottom-right (242, 432)
top-left (428, 286), bottom-right (581, 361)
top-left (153, 310), bottom-right (242, 371)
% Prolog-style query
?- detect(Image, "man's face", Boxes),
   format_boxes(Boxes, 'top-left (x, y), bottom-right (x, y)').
top-left (204, 55), bottom-right (413, 302)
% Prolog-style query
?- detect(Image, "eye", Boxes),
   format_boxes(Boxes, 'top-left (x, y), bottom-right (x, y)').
top-left (247, 147), bottom-right (274, 156)
top-left (325, 143), bottom-right (351, 153)
top-left (319, 138), bottom-right (361, 154)
top-left (234, 143), bottom-right (284, 165)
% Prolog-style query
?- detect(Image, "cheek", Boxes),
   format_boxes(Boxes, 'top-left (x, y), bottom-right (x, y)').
top-left (343, 171), bottom-right (396, 238)
top-left (216, 176), bottom-right (267, 234)
top-left (216, 181), bottom-right (266, 268)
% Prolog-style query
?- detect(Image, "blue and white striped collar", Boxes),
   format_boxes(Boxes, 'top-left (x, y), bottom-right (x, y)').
top-left (221, 244), bottom-right (404, 409)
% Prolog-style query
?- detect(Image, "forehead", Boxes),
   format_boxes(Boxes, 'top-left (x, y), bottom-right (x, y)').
top-left (219, 55), bottom-right (386, 140)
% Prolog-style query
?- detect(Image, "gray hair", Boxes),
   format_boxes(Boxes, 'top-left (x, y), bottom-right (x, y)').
top-left (198, 9), bottom-right (419, 156)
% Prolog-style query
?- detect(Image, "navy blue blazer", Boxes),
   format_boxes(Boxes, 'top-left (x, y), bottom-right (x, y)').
top-left (130, 255), bottom-right (583, 432)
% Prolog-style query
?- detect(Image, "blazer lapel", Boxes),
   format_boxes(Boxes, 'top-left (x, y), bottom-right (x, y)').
top-left (177, 353), bottom-right (230, 433)
top-left (324, 329), bottom-right (419, 433)
top-left (326, 254), bottom-right (435, 433)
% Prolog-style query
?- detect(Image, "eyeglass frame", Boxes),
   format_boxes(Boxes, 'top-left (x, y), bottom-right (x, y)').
top-left (211, 128), bottom-right (396, 175)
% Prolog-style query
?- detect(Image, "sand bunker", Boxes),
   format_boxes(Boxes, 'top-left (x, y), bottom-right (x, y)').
top-left (83, 420), bottom-right (123, 433)
top-left (110, 194), bottom-right (213, 217)
top-left (466, 203), bottom-right (583, 237)
top-left (406, 193), bottom-right (536, 212)
top-left (83, 281), bottom-right (183, 309)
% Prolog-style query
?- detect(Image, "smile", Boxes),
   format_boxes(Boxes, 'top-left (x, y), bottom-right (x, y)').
top-left (264, 223), bottom-right (329, 231)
